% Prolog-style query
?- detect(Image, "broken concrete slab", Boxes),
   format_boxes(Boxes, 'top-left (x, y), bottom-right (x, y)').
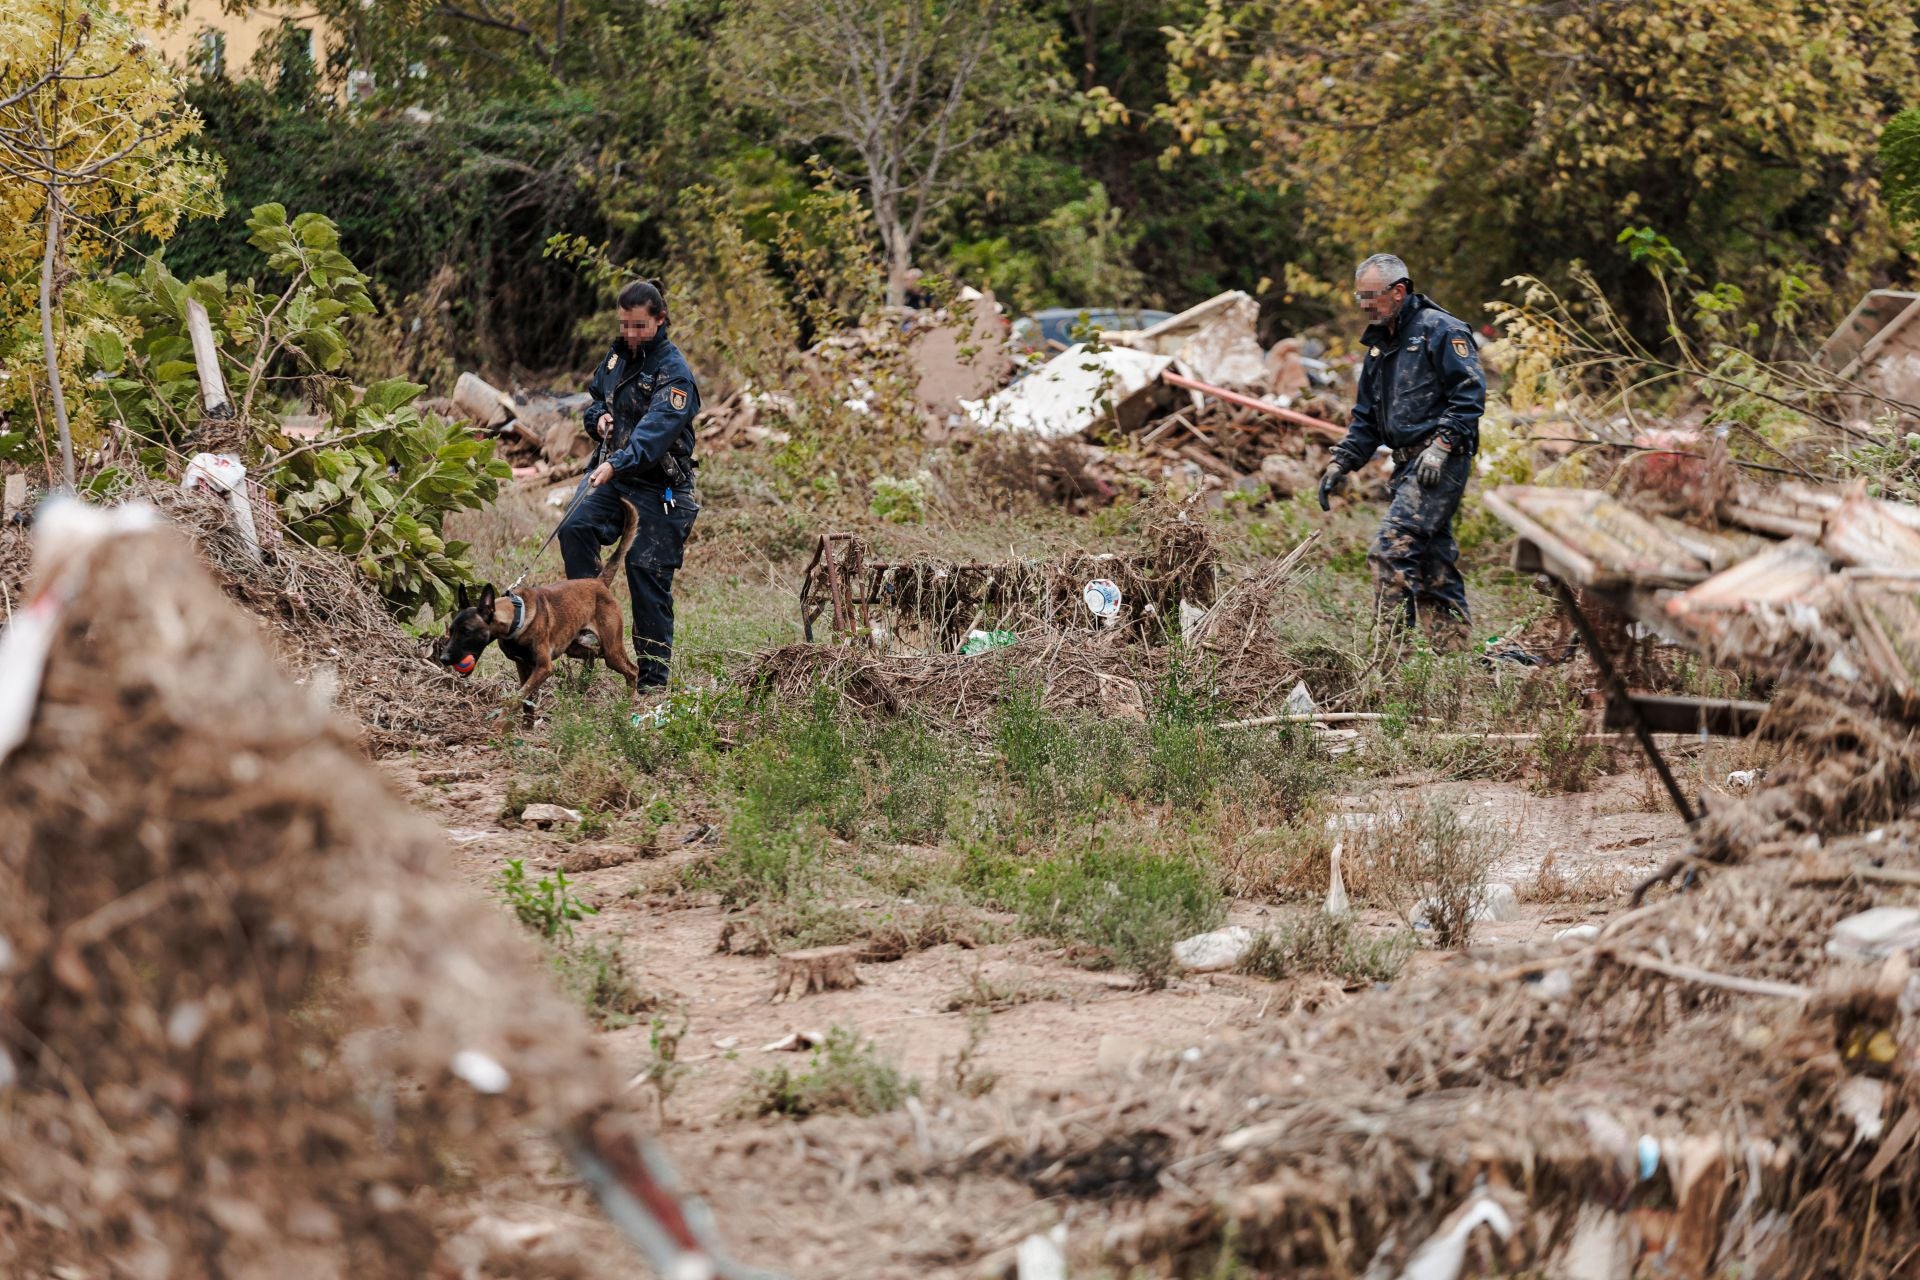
top-left (1103, 290), bottom-right (1268, 391)
top-left (963, 343), bottom-right (1174, 439)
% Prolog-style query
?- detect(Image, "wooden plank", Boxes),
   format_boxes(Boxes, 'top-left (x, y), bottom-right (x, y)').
top-left (1600, 694), bottom-right (1771, 737)
top-left (1160, 370), bottom-right (1344, 442)
top-left (2, 473), bottom-right (25, 521)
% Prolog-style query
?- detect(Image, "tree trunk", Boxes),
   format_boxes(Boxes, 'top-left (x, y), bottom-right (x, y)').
top-left (881, 216), bottom-right (912, 308)
top-left (38, 188), bottom-right (76, 493)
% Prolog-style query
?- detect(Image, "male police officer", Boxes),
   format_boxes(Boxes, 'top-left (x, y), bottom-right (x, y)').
top-left (1318, 254), bottom-right (1485, 642)
top-left (559, 278), bottom-right (700, 690)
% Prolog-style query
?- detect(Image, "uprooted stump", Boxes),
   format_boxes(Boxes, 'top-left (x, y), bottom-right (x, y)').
top-left (771, 946), bottom-right (863, 1002)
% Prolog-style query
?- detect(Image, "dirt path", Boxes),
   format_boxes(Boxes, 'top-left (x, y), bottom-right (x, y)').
top-left (381, 745), bottom-right (1689, 1275)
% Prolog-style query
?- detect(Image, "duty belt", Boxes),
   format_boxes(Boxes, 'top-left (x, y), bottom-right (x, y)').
top-left (1390, 436), bottom-right (1435, 467)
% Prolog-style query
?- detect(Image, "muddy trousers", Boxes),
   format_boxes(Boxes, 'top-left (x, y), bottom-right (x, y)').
top-left (557, 479), bottom-right (699, 688)
top-left (1369, 449), bottom-right (1472, 635)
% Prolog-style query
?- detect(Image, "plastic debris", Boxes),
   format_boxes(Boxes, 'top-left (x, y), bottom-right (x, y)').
top-left (1556, 924), bottom-right (1602, 943)
top-left (1172, 925), bottom-right (1257, 973)
top-left (1413, 883), bottom-right (1519, 930)
top-left (1082, 578), bottom-right (1121, 622)
top-left (1398, 1195), bottom-right (1514, 1280)
top-left (959, 629), bottom-right (1018, 656)
top-left (1285, 679), bottom-right (1318, 716)
top-left (1324, 839), bottom-right (1351, 917)
top-left (450, 1050), bottom-right (511, 1095)
top-left (1016, 1223), bottom-right (1068, 1280)
top-left (1828, 907), bottom-right (1920, 961)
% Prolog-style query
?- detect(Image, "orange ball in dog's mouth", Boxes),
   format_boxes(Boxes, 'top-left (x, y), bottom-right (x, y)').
top-left (452, 653), bottom-right (477, 676)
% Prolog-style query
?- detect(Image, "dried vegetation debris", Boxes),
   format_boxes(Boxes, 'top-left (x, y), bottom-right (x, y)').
top-left (773, 510), bottom-right (1316, 727)
top-left (2, 480), bottom-right (500, 754)
top-left (0, 521), bottom-right (638, 1276)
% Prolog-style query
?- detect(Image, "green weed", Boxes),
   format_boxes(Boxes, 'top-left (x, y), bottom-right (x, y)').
top-left (550, 939), bottom-right (656, 1028)
top-left (965, 835), bottom-right (1224, 986)
top-left (1237, 912), bottom-right (1412, 985)
top-left (498, 858), bottom-right (596, 942)
top-left (743, 1027), bottom-right (917, 1119)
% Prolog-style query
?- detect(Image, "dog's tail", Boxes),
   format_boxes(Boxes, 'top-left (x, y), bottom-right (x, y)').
top-left (602, 497), bottom-right (640, 587)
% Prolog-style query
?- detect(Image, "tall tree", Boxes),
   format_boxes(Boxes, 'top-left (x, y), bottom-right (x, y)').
top-left (0, 0), bottom-right (217, 488)
top-left (1159, 0), bottom-right (1920, 338)
top-left (715, 0), bottom-right (1067, 304)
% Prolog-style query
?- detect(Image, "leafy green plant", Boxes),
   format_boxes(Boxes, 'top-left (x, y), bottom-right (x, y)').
top-left (868, 472), bottom-right (928, 523)
top-left (272, 379), bottom-right (509, 615)
top-left (498, 858), bottom-right (597, 942)
top-left (743, 1026), bottom-right (916, 1119)
top-left (97, 204), bottom-right (509, 617)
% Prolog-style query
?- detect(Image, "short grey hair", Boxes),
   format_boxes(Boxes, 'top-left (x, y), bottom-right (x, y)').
top-left (1355, 253), bottom-right (1409, 285)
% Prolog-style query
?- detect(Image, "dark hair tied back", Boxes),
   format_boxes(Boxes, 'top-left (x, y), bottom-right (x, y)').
top-left (617, 278), bottom-right (668, 322)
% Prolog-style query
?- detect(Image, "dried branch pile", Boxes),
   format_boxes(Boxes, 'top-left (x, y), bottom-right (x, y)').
top-left (0, 521), bottom-right (640, 1277)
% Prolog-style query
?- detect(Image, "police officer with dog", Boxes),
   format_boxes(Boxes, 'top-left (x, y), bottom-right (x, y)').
top-left (559, 278), bottom-right (700, 691)
top-left (1318, 254), bottom-right (1485, 645)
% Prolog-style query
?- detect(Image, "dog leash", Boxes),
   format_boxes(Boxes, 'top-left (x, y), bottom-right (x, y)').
top-left (504, 469), bottom-right (597, 592)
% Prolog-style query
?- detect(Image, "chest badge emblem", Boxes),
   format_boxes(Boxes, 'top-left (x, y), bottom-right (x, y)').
top-left (1370, 346), bottom-right (1381, 358)
top-left (606, 353), bottom-right (618, 370)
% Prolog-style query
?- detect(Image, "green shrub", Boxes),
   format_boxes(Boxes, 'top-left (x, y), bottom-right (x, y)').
top-left (966, 835), bottom-right (1224, 986)
top-left (551, 940), bottom-right (655, 1028)
top-left (743, 1027), bottom-right (916, 1119)
top-left (1238, 913), bottom-right (1412, 985)
top-left (498, 858), bottom-right (596, 942)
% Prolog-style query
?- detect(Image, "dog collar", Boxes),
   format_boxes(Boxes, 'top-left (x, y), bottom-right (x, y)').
top-left (506, 592), bottom-right (529, 639)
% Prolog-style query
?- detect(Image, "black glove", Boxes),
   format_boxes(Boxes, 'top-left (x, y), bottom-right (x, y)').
top-left (1317, 463), bottom-right (1349, 511)
top-left (1415, 438), bottom-right (1451, 487)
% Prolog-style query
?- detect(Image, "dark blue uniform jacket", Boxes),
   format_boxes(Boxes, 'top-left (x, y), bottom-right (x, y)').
top-left (583, 325), bottom-right (701, 484)
top-left (1332, 294), bottom-right (1485, 473)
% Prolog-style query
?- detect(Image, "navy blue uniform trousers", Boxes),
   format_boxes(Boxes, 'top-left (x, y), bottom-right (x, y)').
top-left (1371, 449), bottom-right (1472, 631)
top-left (558, 479), bottom-right (698, 687)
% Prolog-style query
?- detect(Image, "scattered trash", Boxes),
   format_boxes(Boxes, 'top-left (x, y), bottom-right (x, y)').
top-left (962, 343), bottom-right (1175, 439)
top-left (1728, 769), bottom-right (1764, 790)
top-left (1529, 969), bottom-right (1575, 1001)
top-left (959, 629), bottom-right (1018, 656)
top-left (1285, 679), bottom-right (1318, 716)
top-left (1172, 925), bottom-right (1257, 973)
top-left (1835, 1076), bottom-right (1888, 1143)
top-left (520, 803), bottom-right (583, 828)
top-left (1324, 840), bottom-right (1351, 917)
top-left (1015, 1223), bottom-right (1068, 1280)
top-left (1082, 577), bottom-right (1122, 622)
top-left (1827, 907), bottom-right (1920, 961)
top-left (761, 1029), bottom-right (828, 1054)
top-left (450, 1049), bottom-right (511, 1095)
top-left (1398, 1195), bottom-right (1514, 1280)
top-left (1555, 924), bottom-right (1602, 943)
top-left (1636, 1135), bottom-right (1661, 1181)
top-left (1413, 883), bottom-right (1519, 929)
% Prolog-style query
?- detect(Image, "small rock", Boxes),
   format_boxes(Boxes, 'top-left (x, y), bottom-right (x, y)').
top-left (1555, 924), bottom-right (1602, 944)
top-left (1095, 1034), bottom-right (1159, 1072)
top-left (1529, 969), bottom-right (1575, 1001)
top-left (1172, 925), bottom-right (1257, 973)
top-left (520, 803), bottom-right (582, 828)
top-left (711, 1036), bottom-right (741, 1051)
top-left (1827, 907), bottom-right (1920, 961)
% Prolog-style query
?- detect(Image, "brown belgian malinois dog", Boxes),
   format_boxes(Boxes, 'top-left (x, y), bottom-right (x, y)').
top-left (434, 497), bottom-right (641, 721)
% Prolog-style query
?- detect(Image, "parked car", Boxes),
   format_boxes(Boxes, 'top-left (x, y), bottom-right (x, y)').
top-left (1010, 307), bottom-right (1174, 359)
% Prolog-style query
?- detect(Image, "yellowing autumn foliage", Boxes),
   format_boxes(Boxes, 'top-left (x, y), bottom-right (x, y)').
top-left (1159, 0), bottom-right (1920, 336)
top-left (1, 0), bottom-right (220, 473)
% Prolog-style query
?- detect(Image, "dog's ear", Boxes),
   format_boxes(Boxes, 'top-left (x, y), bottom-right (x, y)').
top-left (478, 584), bottom-right (495, 611)
top-left (457, 582), bottom-right (469, 611)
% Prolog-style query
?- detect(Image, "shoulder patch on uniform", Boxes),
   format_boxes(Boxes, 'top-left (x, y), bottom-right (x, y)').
top-left (1451, 337), bottom-right (1470, 357)
top-left (606, 353), bottom-right (618, 370)
top-left (667, 386), bottom-right (688, 412)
